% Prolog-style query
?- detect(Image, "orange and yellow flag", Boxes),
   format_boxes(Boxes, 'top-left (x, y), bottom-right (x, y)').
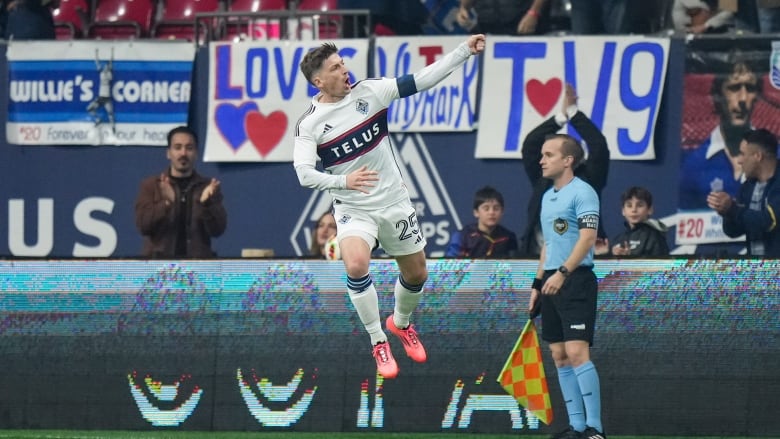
top-left (497, 319), bottom-right (553, 425)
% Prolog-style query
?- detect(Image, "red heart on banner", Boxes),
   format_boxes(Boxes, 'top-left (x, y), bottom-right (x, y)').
top-left (526, 78), bottom-right (563, 116)
top-left (245, 111), bottom-right (288, 158)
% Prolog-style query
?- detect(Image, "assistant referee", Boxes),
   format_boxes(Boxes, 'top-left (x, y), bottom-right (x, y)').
top-left (528, 134), bottom-right (606, 439)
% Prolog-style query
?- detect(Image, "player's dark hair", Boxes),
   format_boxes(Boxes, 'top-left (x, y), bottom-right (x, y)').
top-left (710, 50), bottom-right (762, 118)
top-left (621, 186), bottom-right (654, 208)
top-left (473, 186), bottom-right (504, 210)
top-left (743, 128), bottom-right (778, 157)
top-left (167, 126), bottom-right (198, 149)
top-left (300, 43), bottom-right (339, 85)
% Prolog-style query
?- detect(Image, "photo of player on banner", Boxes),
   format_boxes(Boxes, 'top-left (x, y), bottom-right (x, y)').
top-left (6, 41), bottom-right (194, 147)
top-left (677, 37), bottom-right (780, 252)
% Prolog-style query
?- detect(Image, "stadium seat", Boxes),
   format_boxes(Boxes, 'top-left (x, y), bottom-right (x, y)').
top-left (295, 0), bottom-right (339, 39)
top-left (229, 0), bottom-right (287, 11)
top-left (222, 0), bottom-right (288, 41)
top-left (295, 0), bottom-right (335, 11)
top-left (87, 0), bottom-right (155, 39)
top-left (152, 0), bottom-right (222, 41)
top-left (52, 0), bottom-right (91, 39)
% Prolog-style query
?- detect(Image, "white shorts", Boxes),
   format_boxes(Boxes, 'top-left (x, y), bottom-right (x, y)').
top-left (333, 200), bottom-right (427, 257)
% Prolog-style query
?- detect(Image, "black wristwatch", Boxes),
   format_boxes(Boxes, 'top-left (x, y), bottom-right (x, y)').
top-left (557, 265), bottom-right (570, 277)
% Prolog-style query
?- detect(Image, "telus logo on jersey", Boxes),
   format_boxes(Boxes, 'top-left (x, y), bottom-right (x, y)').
top-left (318, 109), bottom-right (388, 167)
top-left (292, 133), bottom-right (460, 256)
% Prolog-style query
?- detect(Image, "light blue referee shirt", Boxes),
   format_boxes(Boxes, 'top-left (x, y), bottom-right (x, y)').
top-left (540, 177), bottom-right (600, 270)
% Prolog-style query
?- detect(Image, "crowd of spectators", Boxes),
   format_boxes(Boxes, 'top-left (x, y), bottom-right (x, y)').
top-left (5, 0), bottom-right (780, 42)
top-left (6, 0), bottom-right (779, 260)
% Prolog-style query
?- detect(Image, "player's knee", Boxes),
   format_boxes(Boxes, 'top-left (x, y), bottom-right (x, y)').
top-left (402, 267), bottom-right (427, 285)
top-left (414, 268), bottom-right (428, 284)
top-left (344, 261), bottom-right (369, 278)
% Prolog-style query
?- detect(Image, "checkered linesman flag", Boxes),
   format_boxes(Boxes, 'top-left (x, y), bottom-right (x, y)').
top-left (497, 319), bottom-right (554, 425)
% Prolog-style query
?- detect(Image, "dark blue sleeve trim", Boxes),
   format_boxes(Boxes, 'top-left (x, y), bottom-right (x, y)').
top-left (396, 74), bottom-right (417, 98)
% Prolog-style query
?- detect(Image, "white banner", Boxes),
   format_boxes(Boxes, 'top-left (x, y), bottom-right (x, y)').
top-left (7, 41), bottom-right (194, 146)
top-left (673, 210), bottom-right (744, 245)
top-left (204, 40), bottom-right (369, 162)
top-left (375, 36), bottom-right (479, 132)
top-left (474, 36), bottom-right (670, 160)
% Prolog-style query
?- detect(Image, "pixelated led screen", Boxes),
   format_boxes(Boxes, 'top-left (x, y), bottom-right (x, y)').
top-left (0, 259), bottom-right (777, 436)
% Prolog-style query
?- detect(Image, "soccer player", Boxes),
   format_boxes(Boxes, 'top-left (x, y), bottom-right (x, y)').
top-left (294, 35), bottom-right (487, 378)
top-left (528, 134), bottom-right (606, 439)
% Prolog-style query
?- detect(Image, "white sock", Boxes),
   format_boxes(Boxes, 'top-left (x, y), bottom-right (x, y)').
top-left (393, 275), bottom-right (424, 328)
top-left (348, 274), bottom-right (385, 345)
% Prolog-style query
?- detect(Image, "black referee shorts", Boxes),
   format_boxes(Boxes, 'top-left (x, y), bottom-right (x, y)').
top-left (540, 265), bottom-right (598, 345)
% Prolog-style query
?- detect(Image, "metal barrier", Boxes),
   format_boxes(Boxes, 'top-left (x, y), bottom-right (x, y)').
top-left (193, 8), bottom-right (372, 47)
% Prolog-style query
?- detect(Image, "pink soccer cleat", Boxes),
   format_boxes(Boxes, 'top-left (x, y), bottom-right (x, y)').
top-left (372, 342), bottom-right (399, 379)
top-left (386, 315), bottom-right (427, 363)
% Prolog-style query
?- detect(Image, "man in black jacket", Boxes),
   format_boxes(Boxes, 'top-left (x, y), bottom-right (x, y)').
top-left (520, 83), bottom-right (610, 257)
top-left (707, 128), bottom-right (780, 257)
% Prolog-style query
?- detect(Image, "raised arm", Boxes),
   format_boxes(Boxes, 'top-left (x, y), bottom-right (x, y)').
top-left (517, 0), bottom-right (548, 34)
top-left (545, 85), bottom-right (609, 193)
top-left (570, 111), bottom-right (609, 191)
top-left (522, 83), bottom-right (579, 183)
top-left (399, 34), bottom-right (485, 98)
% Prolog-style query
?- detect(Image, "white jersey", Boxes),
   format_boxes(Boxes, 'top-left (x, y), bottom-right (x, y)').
top-left (295, 78), bottom-right (405, 209)
top-left (294, 41), bottom-right (473, 210)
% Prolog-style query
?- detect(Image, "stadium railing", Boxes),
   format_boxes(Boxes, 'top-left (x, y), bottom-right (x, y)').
top-left (193, 8), bottom-right (373, 47)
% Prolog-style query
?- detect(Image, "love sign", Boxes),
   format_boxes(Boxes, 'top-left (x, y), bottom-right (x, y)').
top-left (204, 40), bottom-right (369, 162)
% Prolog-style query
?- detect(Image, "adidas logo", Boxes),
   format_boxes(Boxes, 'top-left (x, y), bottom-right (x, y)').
top-left (322, 123), bottom-right (333, 134)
